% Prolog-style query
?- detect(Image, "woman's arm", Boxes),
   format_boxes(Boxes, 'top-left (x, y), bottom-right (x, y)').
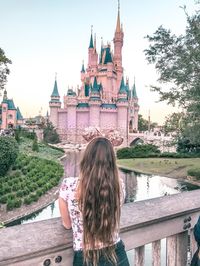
top-left (58, 197), bottom-right (72, 229)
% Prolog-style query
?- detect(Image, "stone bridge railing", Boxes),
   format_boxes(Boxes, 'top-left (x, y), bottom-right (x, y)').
top-left (0, 190), bottom-right (200, 266)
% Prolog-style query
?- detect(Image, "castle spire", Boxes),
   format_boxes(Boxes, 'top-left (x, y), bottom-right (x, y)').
top-left (81, 60), bottom-right (85, 73)
top-left (51, 76), bottom-right (60, 98)
top-left (116, 0), bottom-right (121, 33)
top-left (132, 76), bottom-right (138, 98)
top-left (89, 25), bottom-right (94, 48)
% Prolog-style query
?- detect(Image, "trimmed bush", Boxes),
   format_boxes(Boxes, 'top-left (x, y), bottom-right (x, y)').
top-left (0, 195), bottom-right (7, 204)
top-left (0, 136), bottom-right (19, 176)
top-left (32, 137), bottom-right (39, 152)
top-left (188, 168), bottom-right (200, 179)
top-left (24, 196), bottom-right (32, 205)
top-left (117, 144), bottom-right (160, 159)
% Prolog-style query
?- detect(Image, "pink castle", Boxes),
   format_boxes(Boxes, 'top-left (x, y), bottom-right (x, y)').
top-left (0, 90), bottom-right (24, 130)
top-left (49, 4), bottom-right (139, 145)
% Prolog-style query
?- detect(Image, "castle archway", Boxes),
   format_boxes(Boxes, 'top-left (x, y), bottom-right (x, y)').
top-left (130, 137), bottom-right (144, 146)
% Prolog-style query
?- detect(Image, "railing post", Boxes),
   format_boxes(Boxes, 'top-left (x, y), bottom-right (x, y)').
top-left (152, 240), bottom-right (161, 266)
top-left (135, 246), bottom-right (145, 266)
top-left (166, 231), bottom-right (188, 266)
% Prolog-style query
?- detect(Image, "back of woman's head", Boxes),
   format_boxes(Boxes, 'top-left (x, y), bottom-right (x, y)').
top-left (79, 137), bottom-right (121, 265)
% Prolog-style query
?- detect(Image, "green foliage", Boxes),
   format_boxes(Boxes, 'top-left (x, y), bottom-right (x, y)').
top-left (0, 153), bottom-right (64, 210)
top-left (187, 168), bottom-right (200, 179)
top-left (117, 144), bottom-right (161, 159)
top-left (138, 114), bottom-right (158, 132)
top-left (32, 136), bottom-right (39, 152)
top-left (0, 136), bottom-right (19, 177)
top-left (144, 4), bottom-right (200, 148)
top-left (43, 121), bottom-right (60, 144)
top-left (163, 112), bottom-right (184, 134)
top-left (0, 48), bottom-right (12, 90)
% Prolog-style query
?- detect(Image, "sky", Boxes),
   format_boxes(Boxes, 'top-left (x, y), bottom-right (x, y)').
top-left (0, 0), bottom-right (198, 124)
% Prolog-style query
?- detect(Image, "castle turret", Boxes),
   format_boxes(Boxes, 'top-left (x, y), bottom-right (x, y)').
top-left (113, 0), bottom-right (124, 89)
top-left (87, 27), bottom-right (98, 75)
top-left (81, 60), bottom-right (85, 82)
top-left (117, 77), bottom-right (128, 145)
top-left (131, 78), bottom-right (139, 131)
top-left (66, 87), bottom-right (77, 143)
top-left (89, 76), bottom-right (101, 127)
top-left (49, 77), bottom-right (61, 128)
top-left (1, 90), bottom-right (8, 129)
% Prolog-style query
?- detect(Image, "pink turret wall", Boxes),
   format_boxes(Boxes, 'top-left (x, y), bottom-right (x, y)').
top-left (1, 103), bottom-right (8, 129)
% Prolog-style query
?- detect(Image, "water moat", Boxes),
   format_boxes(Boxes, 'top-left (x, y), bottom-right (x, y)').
top-left (7, 151), bottom-right (198, 226)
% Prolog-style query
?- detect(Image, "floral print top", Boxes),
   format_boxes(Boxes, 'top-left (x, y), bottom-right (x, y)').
top-left (59, 177), bottom-right (125, 251)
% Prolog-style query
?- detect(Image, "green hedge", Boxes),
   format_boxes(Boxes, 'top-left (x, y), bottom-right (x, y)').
top-left (0, 136), bottom-right (19, 177)
top-left (0, 154), bottom-right (64, 210)
top-left (117, 144), bottom-right (161, 159)
top-left (117, 146), bottom-right (200, 160)
top-left (187, 168), bottom-right (200, 179)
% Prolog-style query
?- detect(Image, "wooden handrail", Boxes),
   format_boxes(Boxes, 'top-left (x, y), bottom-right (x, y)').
top-left (0, 190), bottom-right (200, 266)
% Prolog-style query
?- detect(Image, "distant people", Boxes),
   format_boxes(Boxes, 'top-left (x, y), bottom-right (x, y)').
top-left (59, 137), bottom-right (130, 265)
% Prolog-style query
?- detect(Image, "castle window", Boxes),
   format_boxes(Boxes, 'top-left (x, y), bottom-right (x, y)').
top-left (8, 114), bottom-right (13, 119)
top-left (3, 107), bottom-right (6, 112)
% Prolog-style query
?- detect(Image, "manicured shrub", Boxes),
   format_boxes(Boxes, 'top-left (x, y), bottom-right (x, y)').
top-left (2, 184), bottom-right (11, 194)
top-left (14, 199), bottom-right (22, 208)
top-left (30, 193), bottom-right (39, 202)
top-left (16, 190), bottom-right (24, 198)
top-left (0, 136), bottom-right (19, 176)
top-left (7, 193), bottom-right (16, 200)
top-left (32, 137), bottom-right (39, 152)
top-left (7, 199), bottom-right (15, 211)
top-left (24, 196), bottom-right (32, 205)
top-left (0, 195), bottom-right (7, 204)
top-left (36, 189), bottom-right (43, 197)
top-left (188, 168), bottom-right (200, 179)
top-left (117, 144), bottom-right (161, 159)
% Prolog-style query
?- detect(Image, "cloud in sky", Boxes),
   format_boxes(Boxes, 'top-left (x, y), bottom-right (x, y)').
top-left (0, 0), bottom-right (197, 123)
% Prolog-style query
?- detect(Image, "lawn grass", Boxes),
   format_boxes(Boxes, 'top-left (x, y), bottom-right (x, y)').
top-left (117, 158), bottom-right (200, 178)
top-left (18, 137), bottom-right (64, 161)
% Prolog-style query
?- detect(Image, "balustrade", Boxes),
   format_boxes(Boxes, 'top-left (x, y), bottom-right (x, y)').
top-left (0, 190), bottom-right (200, 266)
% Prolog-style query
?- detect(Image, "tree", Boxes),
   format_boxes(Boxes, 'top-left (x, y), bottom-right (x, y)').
top-left (0, 136), bottom-right (19, 176)
top-left (138, 114), bottom-right (158, 132)
top-left (43, 121), bottom-right (60, 144)
top-left (144, 3), bottom-right (200, 146)
top-left (0, 48), bottom-right (12, 90)
top-left (138, 114), bottom-right (148, 131)
top-left (163, 112), bottom-right (185, 134)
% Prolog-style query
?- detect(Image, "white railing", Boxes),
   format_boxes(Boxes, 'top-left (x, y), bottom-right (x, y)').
top-left (0, 190), bottom-right (200, 266)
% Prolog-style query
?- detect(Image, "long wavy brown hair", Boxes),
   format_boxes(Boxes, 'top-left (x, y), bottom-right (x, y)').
top-left (78, 137), bottom-right (121, 265)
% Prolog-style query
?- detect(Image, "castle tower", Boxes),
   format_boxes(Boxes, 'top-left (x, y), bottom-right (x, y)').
top-left (1, 90), bottom-right (8, 129)
top-left (117, 77), bottom-right (128, 144)
top-left (66, 87), bottom-right (78, 143)
top-left (113, 0), bottom-right (124, 89)
top-left (80, 60), bottom-right (85, 82)
top-left (131, 78), bottom-right (139, 131)
top-left (89, 76), bottom-right (101, 127)
top-left (49, 77), bottom-right (61, 128)
top-left (87, 27), bottom-right (98, 76)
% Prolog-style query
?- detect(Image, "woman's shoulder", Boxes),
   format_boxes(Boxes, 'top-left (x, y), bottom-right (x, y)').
top-left (59, 177), bottom-right (79, 201)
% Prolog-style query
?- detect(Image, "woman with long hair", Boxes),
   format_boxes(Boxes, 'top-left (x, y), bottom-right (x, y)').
top-left (59, 137), bottom-right (129, 265)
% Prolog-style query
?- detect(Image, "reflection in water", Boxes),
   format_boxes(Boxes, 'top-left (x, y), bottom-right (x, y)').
top-left (7, 151), bottom-right (199, 226)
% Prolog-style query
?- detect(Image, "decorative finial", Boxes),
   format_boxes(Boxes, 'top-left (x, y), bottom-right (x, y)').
top-left (134, 76), bottom-right (135, 84)
top-left (118, 0), bottom-right (120, 12)
top-left (91, 25), bottom-right (93, 34)
top-left (55, 72), bottom-right (57, 80)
